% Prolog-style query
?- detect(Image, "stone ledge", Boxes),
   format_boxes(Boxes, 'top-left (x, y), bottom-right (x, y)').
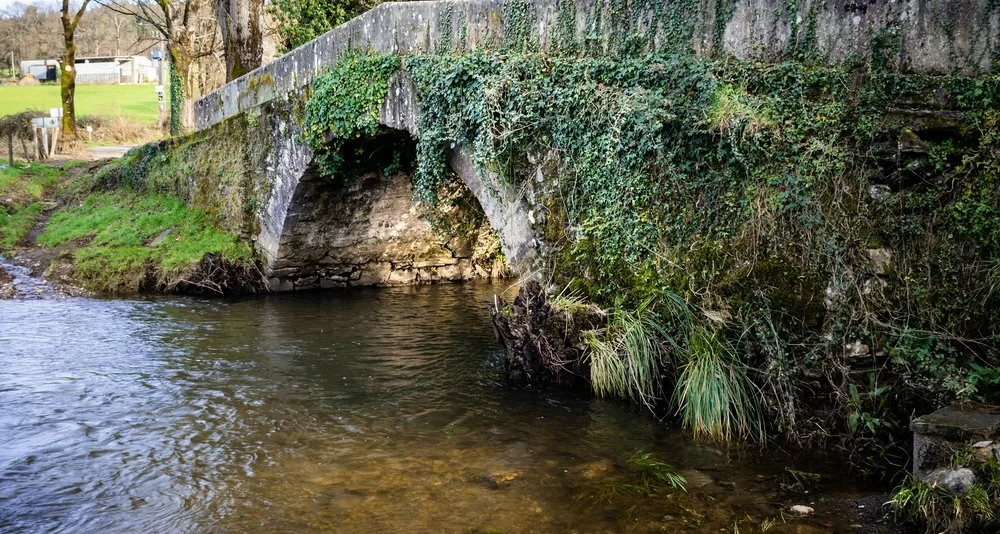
top-left (911, 404), bottom-right (1000, 441)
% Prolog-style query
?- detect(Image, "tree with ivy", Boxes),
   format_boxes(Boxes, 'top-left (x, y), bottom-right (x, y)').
top-left (267, 0), bottom-right (370, 51)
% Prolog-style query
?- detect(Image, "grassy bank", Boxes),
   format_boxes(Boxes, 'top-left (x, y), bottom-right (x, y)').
top-left (0, 161), bottom-right (260, 295)
top-left (0, 163), bottom-right (62, 247)
top-left (0, 84), bottom-right (161, 123)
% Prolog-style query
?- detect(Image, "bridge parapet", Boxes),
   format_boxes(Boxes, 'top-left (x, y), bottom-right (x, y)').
top-left (195, 0), bottom-right (1000, 131)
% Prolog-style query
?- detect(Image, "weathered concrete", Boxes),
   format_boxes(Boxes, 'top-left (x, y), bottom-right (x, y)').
top-left (196, 0), bottom-right (1000, 130)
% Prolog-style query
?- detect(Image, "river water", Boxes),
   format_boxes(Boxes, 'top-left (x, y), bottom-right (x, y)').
top-left (0, 281), bottom-right (871, 532)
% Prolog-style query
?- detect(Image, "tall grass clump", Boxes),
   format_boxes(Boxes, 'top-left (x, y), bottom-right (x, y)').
top-left (890, 474), bottom-right (996, 533)
top-left (674, 326), bottom-right (765, 442)
top-left (585, 297), bottom-right (686, 410)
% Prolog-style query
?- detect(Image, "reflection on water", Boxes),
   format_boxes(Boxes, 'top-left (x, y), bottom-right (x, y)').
top-left (0, 283), bottom-right (863, 532)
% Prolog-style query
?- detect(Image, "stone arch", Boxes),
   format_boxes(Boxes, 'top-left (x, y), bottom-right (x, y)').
top-left (255, 70), bottom-right (538, 291)
top-left (379, 71), bottom-right (539, 272)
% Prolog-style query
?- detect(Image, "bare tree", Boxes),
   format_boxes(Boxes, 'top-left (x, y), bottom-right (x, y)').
top-left (95, 0), bottom-right (223, 131)
top-left (60, 0), bottom-right (92, 136)
top-left (0, 4), bottom-right (63, 75)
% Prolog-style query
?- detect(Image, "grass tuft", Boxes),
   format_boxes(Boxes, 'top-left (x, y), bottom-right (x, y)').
top-left (585, 299), bottom-right (674, 410)
top-left (890, 474), bottom-right (996, 533)
top-left (626, 451), bottom-right (687, 490)
top-left (706, 84), bottom-right (776, 141)
top-left (673, 326), bottom-right (765, 442)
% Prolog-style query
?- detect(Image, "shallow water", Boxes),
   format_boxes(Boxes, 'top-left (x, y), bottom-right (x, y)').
top-left (0, 283), bottom-right (869, 532)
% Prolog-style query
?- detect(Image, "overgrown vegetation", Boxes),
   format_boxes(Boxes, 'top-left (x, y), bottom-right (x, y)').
top-left (293, 7), bottom-right (1000, 516)
top-left (303, 54), bottom-right (400, 182)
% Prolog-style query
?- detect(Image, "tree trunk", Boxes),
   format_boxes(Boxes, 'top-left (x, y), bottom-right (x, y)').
top-left (215, 0), bottom-right (263, 81)
top-left (59, 28), bottom-right (77, 136)
top-left (60, 0), bottom-right (90, 138)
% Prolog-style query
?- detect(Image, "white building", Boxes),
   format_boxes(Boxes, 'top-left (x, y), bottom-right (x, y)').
top-left (18, 56), bottom-right (158, 84)
top-left (18, 59), bottom-right (59, 82)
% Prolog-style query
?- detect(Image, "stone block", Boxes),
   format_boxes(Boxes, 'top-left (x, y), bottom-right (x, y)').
top-left (294, 276), bottom-right (319, 290)
top-left (388, 268), bottom-right (417, 285)
top-left (413, 257), bottom-right (459, 269)
top-left (320, 277), bottom-right (347, 289)
top-left (354, 262), bottom-right (391, 286)
top-left (911, 404), bottom-right (1000, 477)
top-left (268, 277), bottom-right (294, 292)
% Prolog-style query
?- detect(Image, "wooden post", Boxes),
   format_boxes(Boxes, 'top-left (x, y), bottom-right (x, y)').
top-left (40, 127), bottom-right (48, 160)
top-left (31, 127), bottom-right (38, 160)
top-left (49, 127), bottom-right (59, 157)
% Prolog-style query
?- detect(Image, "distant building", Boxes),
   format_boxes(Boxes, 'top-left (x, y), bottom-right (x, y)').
top-left (19, 60), bottom-right (58, 82)
top-left (18, 56), bottom-right (158, 84)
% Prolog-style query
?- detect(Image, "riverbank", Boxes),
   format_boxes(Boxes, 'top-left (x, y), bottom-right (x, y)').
top-left (0, 160), bottom-right (262, 296)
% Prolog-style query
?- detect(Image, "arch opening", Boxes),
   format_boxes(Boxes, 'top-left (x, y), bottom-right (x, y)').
top-left (265, 129), bottom-right (508, 291)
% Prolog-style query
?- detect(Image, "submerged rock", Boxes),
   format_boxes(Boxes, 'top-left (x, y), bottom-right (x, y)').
top-left (0, 266), bottom-right (15, 299)
top-left (571, 459), bottom-right (616, 480)
top-left (789, 504), bottom-right (815, 516)
top-left (473, 471), bottom-right (520, 490)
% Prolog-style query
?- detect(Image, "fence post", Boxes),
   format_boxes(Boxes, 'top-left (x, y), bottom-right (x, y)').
top-left (40, 127), bottom-right (48, 159)
top-left (49, 127), bottom-right (58, 157)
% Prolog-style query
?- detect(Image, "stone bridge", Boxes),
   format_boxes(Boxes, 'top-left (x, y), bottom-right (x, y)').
top-left (187, 0), bottom-right (997, 291)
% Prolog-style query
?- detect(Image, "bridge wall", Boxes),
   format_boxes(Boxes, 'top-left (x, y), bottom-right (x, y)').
top-left (196, 0), bottom-right (1000, 130)
top-left (177, 0), bottom-right (1000, 290)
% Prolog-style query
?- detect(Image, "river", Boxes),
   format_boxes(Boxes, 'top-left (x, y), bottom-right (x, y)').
top-left (0, 279), bottom-right (875, 532)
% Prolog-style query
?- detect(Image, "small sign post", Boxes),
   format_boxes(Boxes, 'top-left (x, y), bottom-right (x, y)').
top-left (31, 117), bottom-right (60, 159)
top-left (155, 84), bottom-right (166, 126)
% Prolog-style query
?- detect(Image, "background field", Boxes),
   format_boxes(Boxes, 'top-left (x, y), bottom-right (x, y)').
top-left (0, 84), bottom-right (161, 123)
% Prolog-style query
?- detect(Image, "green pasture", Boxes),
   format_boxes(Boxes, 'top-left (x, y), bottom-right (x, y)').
top-left (0, 83), bottom-right (161, 123)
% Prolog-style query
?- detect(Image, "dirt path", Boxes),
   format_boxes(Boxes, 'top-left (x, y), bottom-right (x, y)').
top-left (87, 145), bottom-right (135, 160)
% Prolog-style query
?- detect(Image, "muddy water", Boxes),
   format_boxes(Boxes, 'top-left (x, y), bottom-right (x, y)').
top-left (0, 283), bottom-right (871, 532)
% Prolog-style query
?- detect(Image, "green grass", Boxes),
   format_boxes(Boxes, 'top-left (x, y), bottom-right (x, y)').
top-left (0, 202), bottom-right (42, 248)
top-left (0, 163), bottom-right (66, 248)
top-left (890, 474), bottom-right (996, 532)
top-left (626, 451), bottom-right (687, 490)
top-left (575, 451), bottom-right (687, 503)
top-left (673, 326), bottom-right (765, 443)
top-left (585, 297), bottom-right (686, 411)
top-left (37, 192), bottom-right (253, 292)
top-left (0, 84), bottom-right (161, 123)
top-left (0, 163), bottom-right (63, 198)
